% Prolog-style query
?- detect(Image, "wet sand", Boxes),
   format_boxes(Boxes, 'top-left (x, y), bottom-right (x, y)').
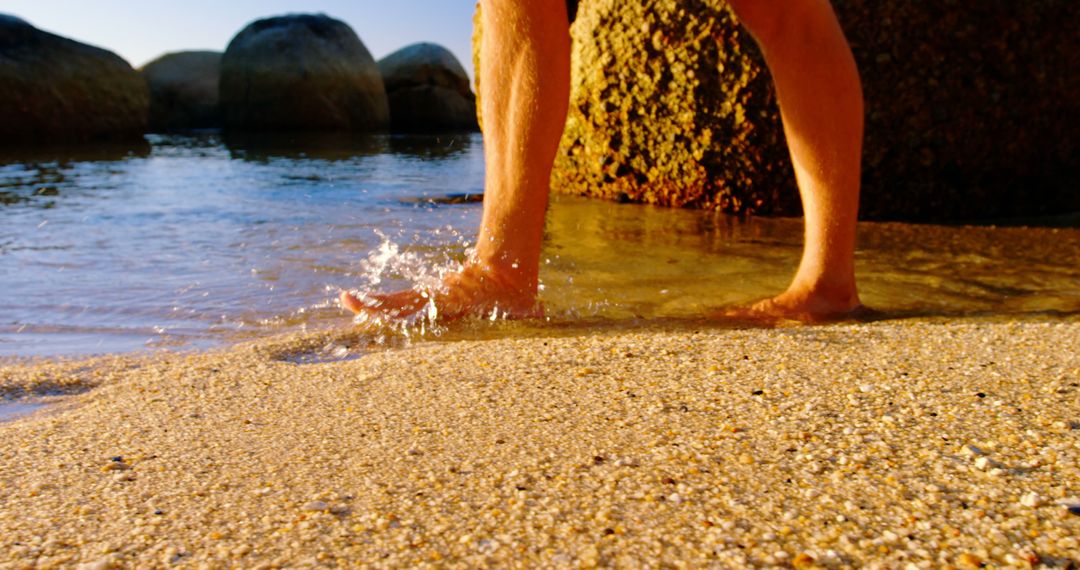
top-left (1, 320), bottom-right (1078, 568)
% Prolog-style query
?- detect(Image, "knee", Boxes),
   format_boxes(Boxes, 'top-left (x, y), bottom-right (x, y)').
top-left (727, 0), bottom-right (827, 46)
top-left (482, 0), bottom-right (570, 29)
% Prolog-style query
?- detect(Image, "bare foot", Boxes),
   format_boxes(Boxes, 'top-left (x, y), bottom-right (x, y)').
top-left (717, 286), bottom-right (870, 325)
top-left (339, 264), bottom-right (542, 323)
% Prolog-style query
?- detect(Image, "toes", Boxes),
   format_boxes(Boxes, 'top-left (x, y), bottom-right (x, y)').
top-left (712, 304), bottom-right (786, 327)
top-left (340, 289), bottom-right (430, 318)
top-left (339, 290), bottom-right (366, 314)
top-left (715, 297), bottom-right (873, 326)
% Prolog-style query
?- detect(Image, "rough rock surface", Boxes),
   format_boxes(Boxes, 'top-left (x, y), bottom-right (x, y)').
top-left (0, 13), bottom-right (149, 143)
top-left (140, 51), bottom-right (222, 131)
top-left (379, 43), bottom-right (478, 132)
top-left (219, 14), bottom-right (389, 132)
top-left (836, 0), bottom-right (1078, 221)
top-left (554, 1), bottom-right (790, 214)
top-left (478, 1), bottom-right (1079, 221)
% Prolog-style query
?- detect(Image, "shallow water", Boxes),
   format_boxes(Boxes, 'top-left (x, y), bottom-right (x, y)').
top-left (0, 401), bottom-right (47, 422)
top-left (0, 133), bottom-right (1077, 357)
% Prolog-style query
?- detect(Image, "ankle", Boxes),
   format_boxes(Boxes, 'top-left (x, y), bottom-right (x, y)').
top-left (458, 261), bottom-right (538, 300)
top-left (471, 248), bottom-right (538, 280)
top-left (794, 286), bottom-right (861, 315)
top-left (786, 271), bottom-right (860, 310)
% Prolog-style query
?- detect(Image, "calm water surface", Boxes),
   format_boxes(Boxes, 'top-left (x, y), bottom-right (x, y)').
top-left (1, 133), bottom-right (1077, 357)
top-left (0, 401), bottom-right (47, 422)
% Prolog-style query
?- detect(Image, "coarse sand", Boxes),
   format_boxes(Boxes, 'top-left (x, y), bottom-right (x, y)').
top-left (0, 320), bottom-right (1077, 568)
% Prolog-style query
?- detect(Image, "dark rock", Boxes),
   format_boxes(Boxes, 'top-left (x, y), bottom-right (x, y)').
top-left (477, 1), bottom-right (1080, 222)
top-left (379, 43), bottom-right (478, 132)
top-left (399, 193), bottom-right (484, 206)
top-left (836, 1), bottom-right (1079, 221)
top-left (220, 13), bottom-right (389, 132)
top-left (0, 13), bottom-right (149, 143)
top-left (141, 51), bottom-right (222, 131)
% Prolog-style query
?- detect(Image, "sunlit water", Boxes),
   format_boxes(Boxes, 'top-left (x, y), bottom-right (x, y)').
top-left (1, 132), bottom-right (1077, 358)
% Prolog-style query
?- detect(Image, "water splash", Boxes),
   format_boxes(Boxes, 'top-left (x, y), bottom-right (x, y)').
top-left (341, 230), bottom-right (474, 341)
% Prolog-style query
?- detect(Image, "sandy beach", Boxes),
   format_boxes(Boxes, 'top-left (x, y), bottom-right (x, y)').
top-left (1, 319), bottom-right (1077, 568)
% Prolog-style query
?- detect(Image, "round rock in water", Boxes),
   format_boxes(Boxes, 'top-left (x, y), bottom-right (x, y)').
top-left (220, 13), bottom-right (389, 132)
top-left (379, 43), bottom-right (478, 132)
top-left (551, 1), bottom-right (795, 215)
top-left (0, 13), bottom-right (149, 143)
top-left (141, 51), bottom-right (222, 131)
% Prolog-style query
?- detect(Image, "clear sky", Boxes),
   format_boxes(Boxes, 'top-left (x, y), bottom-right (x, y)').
top-left (2, 0), bottom-right (477, 79)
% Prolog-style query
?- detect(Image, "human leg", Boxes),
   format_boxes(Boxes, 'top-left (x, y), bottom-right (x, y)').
top-left (725, 0), bottom-right (865, 321)
top-left (341, 1), bottom-right (571, 319)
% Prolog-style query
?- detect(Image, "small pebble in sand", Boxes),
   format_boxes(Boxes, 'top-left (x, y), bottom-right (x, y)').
top-left (957, 552), bottom-right (983, 568)
top-left (101, 461), bottom-right (128, 472)
top-left (1019, 492), bottom-right (1041, 508)
top-left (76, 556), bottom-right (119, 570)
top-left (302, 501), bottom-right (330, 512)
top-left (960, 444), bottom-right (987, 457)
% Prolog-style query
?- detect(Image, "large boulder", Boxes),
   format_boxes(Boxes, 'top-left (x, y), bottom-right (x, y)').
top-left (378, 43), bottom-right (478, 132)
top-left (553, 1), bottom-right (790, 215)
top-left (837, 0), bottom-right (1078, 221)
top-left (220, 14), bottom-right (389, 132)
top-left (140, 51), bottom-right (222, 131)
top-left (477, 1), bottom-right (1079, 221)
top-left (0, 13), bottom-right (149, 143)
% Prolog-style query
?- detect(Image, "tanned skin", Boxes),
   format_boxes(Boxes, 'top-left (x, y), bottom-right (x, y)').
top-left (342, 0), bottom-right (865, 324)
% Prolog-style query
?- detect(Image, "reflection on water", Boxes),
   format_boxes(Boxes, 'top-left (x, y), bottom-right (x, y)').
top-left (0, 140), bottom-right (151, 167)
top-left (0, 401), bottom-right (47, 423)
top-left (544, 200), bottom-right (1080, 320)
top-left (221, 131), bottom-right (475, 162)
top-left (0, 132), bottom-right (1077, 357)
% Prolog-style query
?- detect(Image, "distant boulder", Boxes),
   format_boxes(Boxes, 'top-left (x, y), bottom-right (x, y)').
top-left (141, 51), bottom-right (221, 131)
top-left (0, 13), bottom-right (148, 143)
top-left (220, 13), bottom-right (389, 132)
top-left (378, 43), bottom-right (478, 132)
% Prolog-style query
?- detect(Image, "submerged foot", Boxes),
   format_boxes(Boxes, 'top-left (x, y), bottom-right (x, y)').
top-left (339, 264), bottom-right (542, 323)
top-left (716, 286), bottom-right (872, 325)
